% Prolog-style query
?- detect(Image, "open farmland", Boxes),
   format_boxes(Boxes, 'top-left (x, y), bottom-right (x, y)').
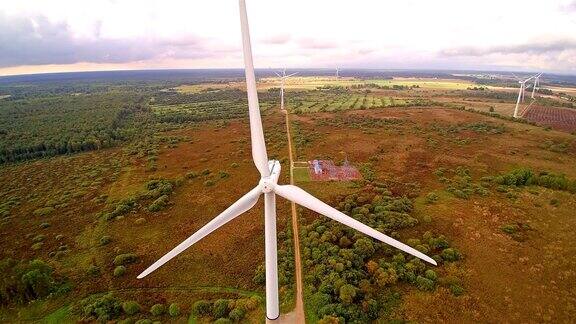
top-left (523, 105), bottom-right (576, 133)
top-left (0, 72), bottom-right (575, 323)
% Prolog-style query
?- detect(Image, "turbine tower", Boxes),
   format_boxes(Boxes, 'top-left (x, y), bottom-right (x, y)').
top-left (531, 73), bottom-right (542, 99)
top-left (137, 0), bottom-right (436, 320)
top-left (275, 68), bottom-right (297, 111)
top-left (335, 67), bottom-right (340, 78)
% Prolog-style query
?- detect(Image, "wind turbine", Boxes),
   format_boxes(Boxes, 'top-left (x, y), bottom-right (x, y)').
top-left (531, 73), bottom-right (542, 99)
top-left (137, 0), bottom-right (437, 320)
top-left (512, 74), bottom-right (538, 118)
top-left (335, 67), bottom-right (340, 78)
top-left (275, 69), bottom-right (297, 111)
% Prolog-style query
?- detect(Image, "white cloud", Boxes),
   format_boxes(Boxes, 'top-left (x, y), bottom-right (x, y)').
top-left (0, 0), bottom-right (575, 75)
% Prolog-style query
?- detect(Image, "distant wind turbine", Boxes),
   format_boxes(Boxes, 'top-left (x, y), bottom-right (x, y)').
top-left (513, 73), bottom-right (539, 118)
top-left (137, 0), bottom-right (436, 320)
top-left (531, 73), bottom-right (542, 99)
top-left (275, 68), bottom-right (297, 111)
top-left (335, 67), bottom-right (340, 78)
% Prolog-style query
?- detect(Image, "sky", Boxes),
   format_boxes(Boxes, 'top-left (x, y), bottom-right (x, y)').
top-left (0, 0), bottom-right (575, 76)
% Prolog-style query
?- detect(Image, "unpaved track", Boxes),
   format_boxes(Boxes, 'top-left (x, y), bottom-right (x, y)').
top-left (275, 109), bottom-right (305, 323)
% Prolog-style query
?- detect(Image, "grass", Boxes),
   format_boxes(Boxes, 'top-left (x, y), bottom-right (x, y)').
top-left (293, 167), bottom-right (311, 182)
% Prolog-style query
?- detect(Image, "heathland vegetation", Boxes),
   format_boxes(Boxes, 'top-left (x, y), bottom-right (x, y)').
top-left (1, 72), bottom-right (575, 322)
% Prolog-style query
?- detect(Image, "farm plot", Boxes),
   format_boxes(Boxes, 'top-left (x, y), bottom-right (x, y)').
top-left (286, 91), bottom-right (427, 114)
top-left (523, 106), bottom-right (576, 132)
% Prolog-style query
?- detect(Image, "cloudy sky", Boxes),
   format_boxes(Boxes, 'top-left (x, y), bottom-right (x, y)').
top-left (0, 0), bottom-right (575, 76)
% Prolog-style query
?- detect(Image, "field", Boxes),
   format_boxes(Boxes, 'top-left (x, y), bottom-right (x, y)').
top-left (0, 71), bottom-right (576, 323)
top-left (523, 105), bottom-right (576, 132)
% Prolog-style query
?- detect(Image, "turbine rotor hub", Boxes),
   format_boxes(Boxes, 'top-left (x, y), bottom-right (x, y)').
top-left (259, 177), bottom-right (275, 193)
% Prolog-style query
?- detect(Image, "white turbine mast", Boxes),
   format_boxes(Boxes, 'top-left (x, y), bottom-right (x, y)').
top-left (512, 73), bottom-right (539, 119)
top-left (275, 68), bottom-right (298, 111)
top-left (531, 73), bottom-right (542, 99)
top-left (137, 0), bottom-right (436, 320)
top-left (335, 67), bottom-right (340, 78)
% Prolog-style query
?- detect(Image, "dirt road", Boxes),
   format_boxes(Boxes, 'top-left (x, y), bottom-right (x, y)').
top-left (276, 109), bottom-right (305, 323)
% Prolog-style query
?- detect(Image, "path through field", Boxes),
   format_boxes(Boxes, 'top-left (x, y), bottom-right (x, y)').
top-left (275, 109), bottom-right (305, 323)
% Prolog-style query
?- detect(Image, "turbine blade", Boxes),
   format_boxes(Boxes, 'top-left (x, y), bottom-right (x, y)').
top-left (239, 0), bottom-right (270, 177)
top-left (274, 185), bottom-right (437, 265)
top-left (286, 72), bottom-right (298, 78)
top-left (275, 72), bottom-right (281, 78)
top-left (138, 186), bottom-right (262, 279)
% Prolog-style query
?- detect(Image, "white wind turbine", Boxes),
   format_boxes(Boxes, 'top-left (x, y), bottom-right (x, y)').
top-left (138, 0), bottom-right (436, 320)
top-left (275, 69), bottom-right (297, 111)
top-left (513, 73), bottom-right (538, 118)
top-left (335, 67), bottom-right (340, 78)
top-left (531, 73), bottom-right (542, 99)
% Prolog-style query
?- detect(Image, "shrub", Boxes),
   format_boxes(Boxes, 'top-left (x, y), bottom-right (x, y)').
top-left (425, 192), bottom-right (439, 204)
top-left (33, 207), bottom-right (55, 217)
top-left (229, 307), bottom-right (246, 321)
top-left (122, 301), bottom-right (141, 315)
top-left (214, 319), bottom-right (232, 324)
top-left (31, 242), bottom-right (43, 250)
top-left (32, 234), bottom-right (46, 243)
top-left (77, 293), bottom-right (122, 322)
top-left (441, 248), bottom-right (461, 262)
top-left (218, 171), bottom-right (230, 179)
top-left (99, 236), bottom-right (111, 245)
top-left (39, 222), bottom-right (51, 229)
top-left (212, 299), bottom-right (229, 318)
top-left (148, 195), bottom-right (169, 212)
top-left (185, 171), bottom-right (199, 179)
top-left (168, 303), bottom-right (180, 317)
top-left (135, 218), bottom-right (146, 225)
top-left (424, 269), bottom-right (437, 281)
top-left (501, 224), bottom-right (519, 234)
top-left (450, 284), bottom-right (465, 296)
top-left (339, 284), bottom-right (357, 304)
top-left (135, 320), bottom-right (153, 324)
top-left (203, 180), bottom-right (215, 187)
top-left (113, 253), bottom-right (138, 266)
top-left (416, 275), bottom-right (435, 291)
top-left (150, 303), bottom-right (165, 316)
top-left (191, 300), bottom-right (211, 316)
top-left (231, 163), bottom-right (239, 168)
top-left (113, 266), bottom-right (126, 277)
top-left (87, 265), bottom-right (101, 276)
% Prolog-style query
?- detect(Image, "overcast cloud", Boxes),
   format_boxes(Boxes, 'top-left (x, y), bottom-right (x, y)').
top-left (0, 0), bottom-right (575, 75)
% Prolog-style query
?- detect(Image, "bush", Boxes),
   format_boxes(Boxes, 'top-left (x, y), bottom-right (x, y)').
top-left (168, 303), bottom-right (180, 317)
top-left (229, 307), bottom-right (246, 321)
top-left (441, 248), bottom-right (461, 262)
top-left (113, 253), bottom-right (138, 266)
top-left (77, 293), bottom-right (121, 322)
top-left (150, 303), bottom-right (165, 316)
top-left (185, 171), bottom-right (199, 179)
top-left (33, 207), bottom-right (55, 217)
top-left (203, 180), bottom-right (215, 187)
top-left (450, 284), bottom-right (465, 296)
top-left (122, 301), bottom-right (141, 315)
top-left (39, 222), bottom-right (51, 229)
top-left (212, 299), bottom-right (229, 318)
top-left (424, 269), bottom-right (437, 281)
top-left (214, 319), bottom-right (232, 324)
top-left (87, 265), bottom-right (100, 276)
top-left (148, 195), bottom-right (169, 212)
top-left (416, 275), bottom-right (435, 291)
top-left (31, 242), bottom-right (44, 250)
top-left (135, 320), bottom-right (152, 324)
top-left (191, 300), bottom-right (211, 316)
top-left (501, 224), bottom-right (519, 234)
top-left (113, 266), bottom-right (126, 277)
top-left (99, 236), bottom-right (111, 245)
